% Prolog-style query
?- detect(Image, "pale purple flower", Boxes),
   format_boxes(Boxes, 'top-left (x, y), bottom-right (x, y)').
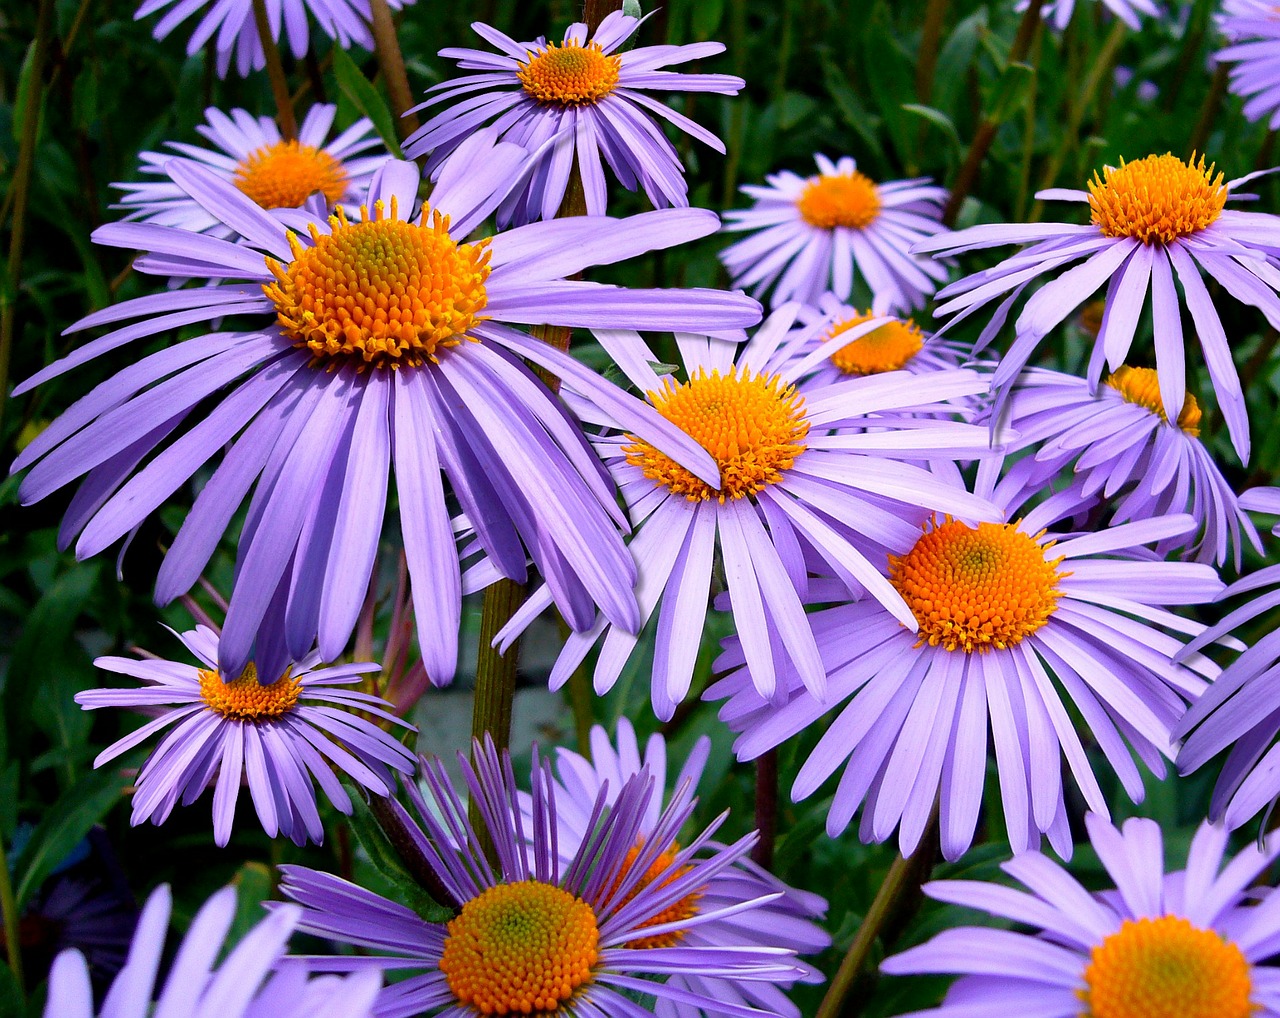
top-left (721, 154), bottom-right (950, 311)
top-left (77, 624), bottom-right (415, 846)
top-left (1217, 1), bottom-right (1280, 129)
top-left (404, 11), bottom-right (742, 226)
top-left (1020, 0), bottom-right (1162, 31)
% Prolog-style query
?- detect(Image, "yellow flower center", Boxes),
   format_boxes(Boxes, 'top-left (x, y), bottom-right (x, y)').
top-left (797, 172), bottom-right (881, 230)
top-left (234, 140), bottom-right (348, 210)
top-left (517, 40), bottom-right (621, 106)
top-left (624, 367), bottom-right (810, 502)
top-left (198, 663), bottom-right (301, 721)
top-left (1081, 915), bottom-right (1253, 1018)
top-left (1087, 154), bottom-right (1226, 245)
top-left (889, 519), bottom-right (1065, 653)
top-left (439, 881), bottom-right (599, 1015)
top-left (1106, 365), bottom-right (1202, 435)
top-left (610, 842), bottom-right (703, 950)
top-left (826, 313), bottom-right (925, 375)
top-left (263, 199), bottom-right (491, 369)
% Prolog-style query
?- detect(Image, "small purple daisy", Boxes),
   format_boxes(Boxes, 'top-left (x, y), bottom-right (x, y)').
top-left (1217, 1), bottom-right (1280, 129)
top-left (1023, 0), bottom-right (1162, 32)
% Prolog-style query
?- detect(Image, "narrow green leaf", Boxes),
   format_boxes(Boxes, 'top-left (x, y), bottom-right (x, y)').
top-left (331, 46), bottom-right (405, 159)
top-left (988, 62), bottom-right (1036, 125)
top-left (901, 103), bottom-right (962, 153)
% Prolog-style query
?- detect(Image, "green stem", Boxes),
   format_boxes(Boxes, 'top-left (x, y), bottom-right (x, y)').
top-left (1013, 23), bottom-right (1042, 221)
top-left (916, 0), bottom-right (950, 102)
top-left (368, 0), bottom-right (419, 139)
top-left (0, 829), bottom-right (24, 999)
top-left (719, 0), bottom-right (749, 211)
top-left (251, 0), bottom-right (297, 140)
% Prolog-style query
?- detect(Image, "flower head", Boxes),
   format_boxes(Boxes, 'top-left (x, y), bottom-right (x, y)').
top-left (1217, 1), bottom-right (1280, 129)
top-left (1023, 0), bottom-right (1163, 32)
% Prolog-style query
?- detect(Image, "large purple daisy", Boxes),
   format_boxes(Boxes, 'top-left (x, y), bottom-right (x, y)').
top-left (1217, 1), bottom-right (1280, 129)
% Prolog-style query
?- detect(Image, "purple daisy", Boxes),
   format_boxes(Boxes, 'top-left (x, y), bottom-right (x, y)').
top-left (1217, 2), bottom-right (1280, 129)
top-left (915, 152), bottom-right (1280, 462)
top-left (489, 304), bottom-right (999, 719)
top-left (278, 737), bottom-right (806, 1018)
top-left (76, 624), bottom-right (416, 846)
top-left (1022, 0), bottom-right (1162, 32)
top-left (11, 143), bottom-right (758, 686)
top-left (45, 883), bottom-right (381, 1018)
top-left (403, 11), bottom-right (742, 226)
top-left (116, 105), bottom-right (385, 234)
top-left (720, 154), bottom-right (950, 311)
top-left (882, 814), bottom-right (1280, 1018)
top-left (706, 478), bottom-right (1223, 861)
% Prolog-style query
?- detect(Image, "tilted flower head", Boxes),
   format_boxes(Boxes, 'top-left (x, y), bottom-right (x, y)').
top-left (278, 738), bottom-right (806, 1018)
top-left (77, 624), bottom-right (416, 846)
top-left (116, 105), bottom-right (386, 234)
top-left (1021, 0), bottom-right (1162, 32)
top-left (12, 142), bottom-right (759, 686)
top-left (134, 0), bottom-right (412, 78)
top-left (404, 11), bottom-right (742, 226)
top-left (46, 883), bottom-right (381, 1018)
top-left (721, 154), bottom-right (950, 311)
top-left (915, 153), bottom-right (1280, 462)
top-left (882, 815), bottom-right (1280, 1018)
top-left (707, 477), bottom-right (1223, 860)
top-left (1217, 1), bottom-right (1280, 129)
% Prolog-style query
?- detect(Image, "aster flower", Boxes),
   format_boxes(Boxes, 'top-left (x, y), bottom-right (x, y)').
top-left (915, 152), bottom-right (1280, 462)
top-left (706, 477), bottom-right (1223, 861)
top-left (12, 145), bottom-right (758, 685)
top-left (45, 883), bottom-right (381, 1018)
top-left (491, 304), bottom-right (1000, 719)
top-left (720, 154), bottom-right (950, 311)
top-left (403, 11), bottom-right (742, 226)
top-left (135, 0), bottom-right (412, 78)
top-left (278, 737), bottom-right (806, 1018)
top-left (116, 105), bottom-right (386, 234)
top-left (882, 814), bottom-right (1280, 1018)
top-left (526, 718), bottom-right (831, 1017)
top-left (76, 624), bottom-right (416, 846)
top-left (1023, 0), bottom-right (1162, 32)
top-left (1217, 1), bottom-right (1280, 129)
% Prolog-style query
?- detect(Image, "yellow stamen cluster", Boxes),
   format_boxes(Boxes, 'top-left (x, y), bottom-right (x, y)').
top-left (797, 171), bottom-right (882, 230)
top-left (624, 367), bottom-right (810, 502)
top-left (440, 881), bottom-right (599, 1015)
top-left (1088, 154), bottom-right (1226, 245)
top-left (198, 663), bottom-right (301, 721)
top-left (889, 518), bottom-right (1065, 653)
top-left (1106, 365), bottom-right (1202, 435)
top-left (610, 842), bottom-right (703, 950)
top-left (517, 40), bottom-right (621, 106)
top-left (826, 313), bottom-right (925, 375)
top-left (234, 140), bottom-right (348, 210)
top-left (1080, 915), bottom-right (1253, 1018)
top-left (263, 198), bottom-right (491, 369)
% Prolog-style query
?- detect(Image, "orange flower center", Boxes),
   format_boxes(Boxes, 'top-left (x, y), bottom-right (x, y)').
top-left (889, 519), bottom-right (1065, 653)
top-left (234, 140), bottom-right (348, 210)
top-left (439, 881), bottom-right (598, 1014)
top-left (1106, 365), bottom-right (1202, 435)
top-left (517, 40), bottom-right (621, 106)
top-left (198, 663), bottom-right (301, 721)
top-left (610, 842), bottom-right (703, 950)
top-left (1081, 915), bottom-right (1253, 1018)
top-left (624, 367), bottom-right (810, 502)
top-left (263, 198), bottom-right (491, 369)
top-left (826, 313), bottom-right (924, 375)
top-left (797, 171), bottom-right (881, 230)
top-left (1088, 154), bottom-right (1226, 245)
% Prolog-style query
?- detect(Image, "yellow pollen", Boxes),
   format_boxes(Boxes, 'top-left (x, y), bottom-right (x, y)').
top-left (234, 140), bottom-right (348, 210)
top-left (889, 518), bottom-right (1065, 653)
top-left (1087, 153), bottom-right (1226, 245)
top-left (198, 663), bottom-right (301, 721)
top-left (826, 313), bottom-right (925, 375)
top-left (623, 367), bottom-right (810, 502)
top-left (797, 171), bottom-right (882, 230)
top-left (263, 198), bottom-right (491, 369)
top-left (439, 881), bottom-right (598, 1015)
top-left (610, 842), bottom-right (703, 950)
top-left (1106, 365), bottom-right (1202, 435)
top-left (517, 40), bottom-right (621, 106)
top-left (1080, 915), bottom-right (1253, 1018)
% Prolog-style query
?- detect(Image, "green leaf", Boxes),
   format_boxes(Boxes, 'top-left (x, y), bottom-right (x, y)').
top-left (0, 964), bottom-right (20, 1018)
top-left (690, 0), bottom-right (725, 40)
top-left (225, 862), bottom-right (275, 948)
top-left (860, 2), bottom-right (919, 167)
top-left (901, 103), bottom-right (962, 153)
top-left (931, 9), bottom-right (988, 121)
top-left (988, 61), bottom-right (1036, 125)
top-left (331, 46), bottom-right (405, 159)
top-left (820, 57), bottom-right (885, 163)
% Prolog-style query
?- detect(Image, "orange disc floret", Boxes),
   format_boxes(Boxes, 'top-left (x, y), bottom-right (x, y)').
top-left (439, 881), bottom-right (599, 1015)
top-left (1080, 915), bottom-right (1253, 1018)
top-left (1106, 365), bottom-right (1202, 435)
top-left (1087, 153), bottom-right (1226, 245)
top-left (263, 197), bottom-right (491, 369)
top-left (234, 140), bottom-right (348, 210)
top-left (797, 171), bottom-right (882, 230)
top-left (609, 842), bottom-right (704, 950)
top-left (826, 313), bottom-right (924, 375)
top-left (517, 40), bottom-right (621, 106)
top-left (889, 518), bottom-right (1065, 653)
top-left (623, 367), bottom-right (810, 502)
top-left (198, 663), bottom-right (302, 721)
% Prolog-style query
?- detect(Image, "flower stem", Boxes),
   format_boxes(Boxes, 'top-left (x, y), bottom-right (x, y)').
top-left (916, 0), bottom-right (950, 102)
top-left (251, 0), bottom-right (297, 140)
top-left (0, 828), bottom-right (24, 999)
top-left (1186, 62), bottom-right (1229, 161)
top-left (368, 794), bottom-right (459, 909)
top-left (368, 0), bottom-right (420, 139)
top-left (751, 748), bottom-right (778, 871)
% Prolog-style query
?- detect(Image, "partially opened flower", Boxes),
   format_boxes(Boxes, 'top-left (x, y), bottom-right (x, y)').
top-left (279, 737), bottom-right (806, 1018)
top-left (915, 153), bottom-right (1280, 462)
top-left (404, 10), bottom-right (742, 225)
top-left (707, 478), bottom-right (1223, 860)
top-left (721, 154), bottom-right (950, 310)
top-left (45, 884), bottom-right (381, 1018)
top-left (77, 624), bottom-right (416, 846)
top-left (1024, 0), bottom-right (1162, 32)
top-left (12, 144), bottom-right (758, 685)
top-left (1217, 1), bottom-right (1280, 129)
top-left (117, 105), bottom-right (386, 234)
